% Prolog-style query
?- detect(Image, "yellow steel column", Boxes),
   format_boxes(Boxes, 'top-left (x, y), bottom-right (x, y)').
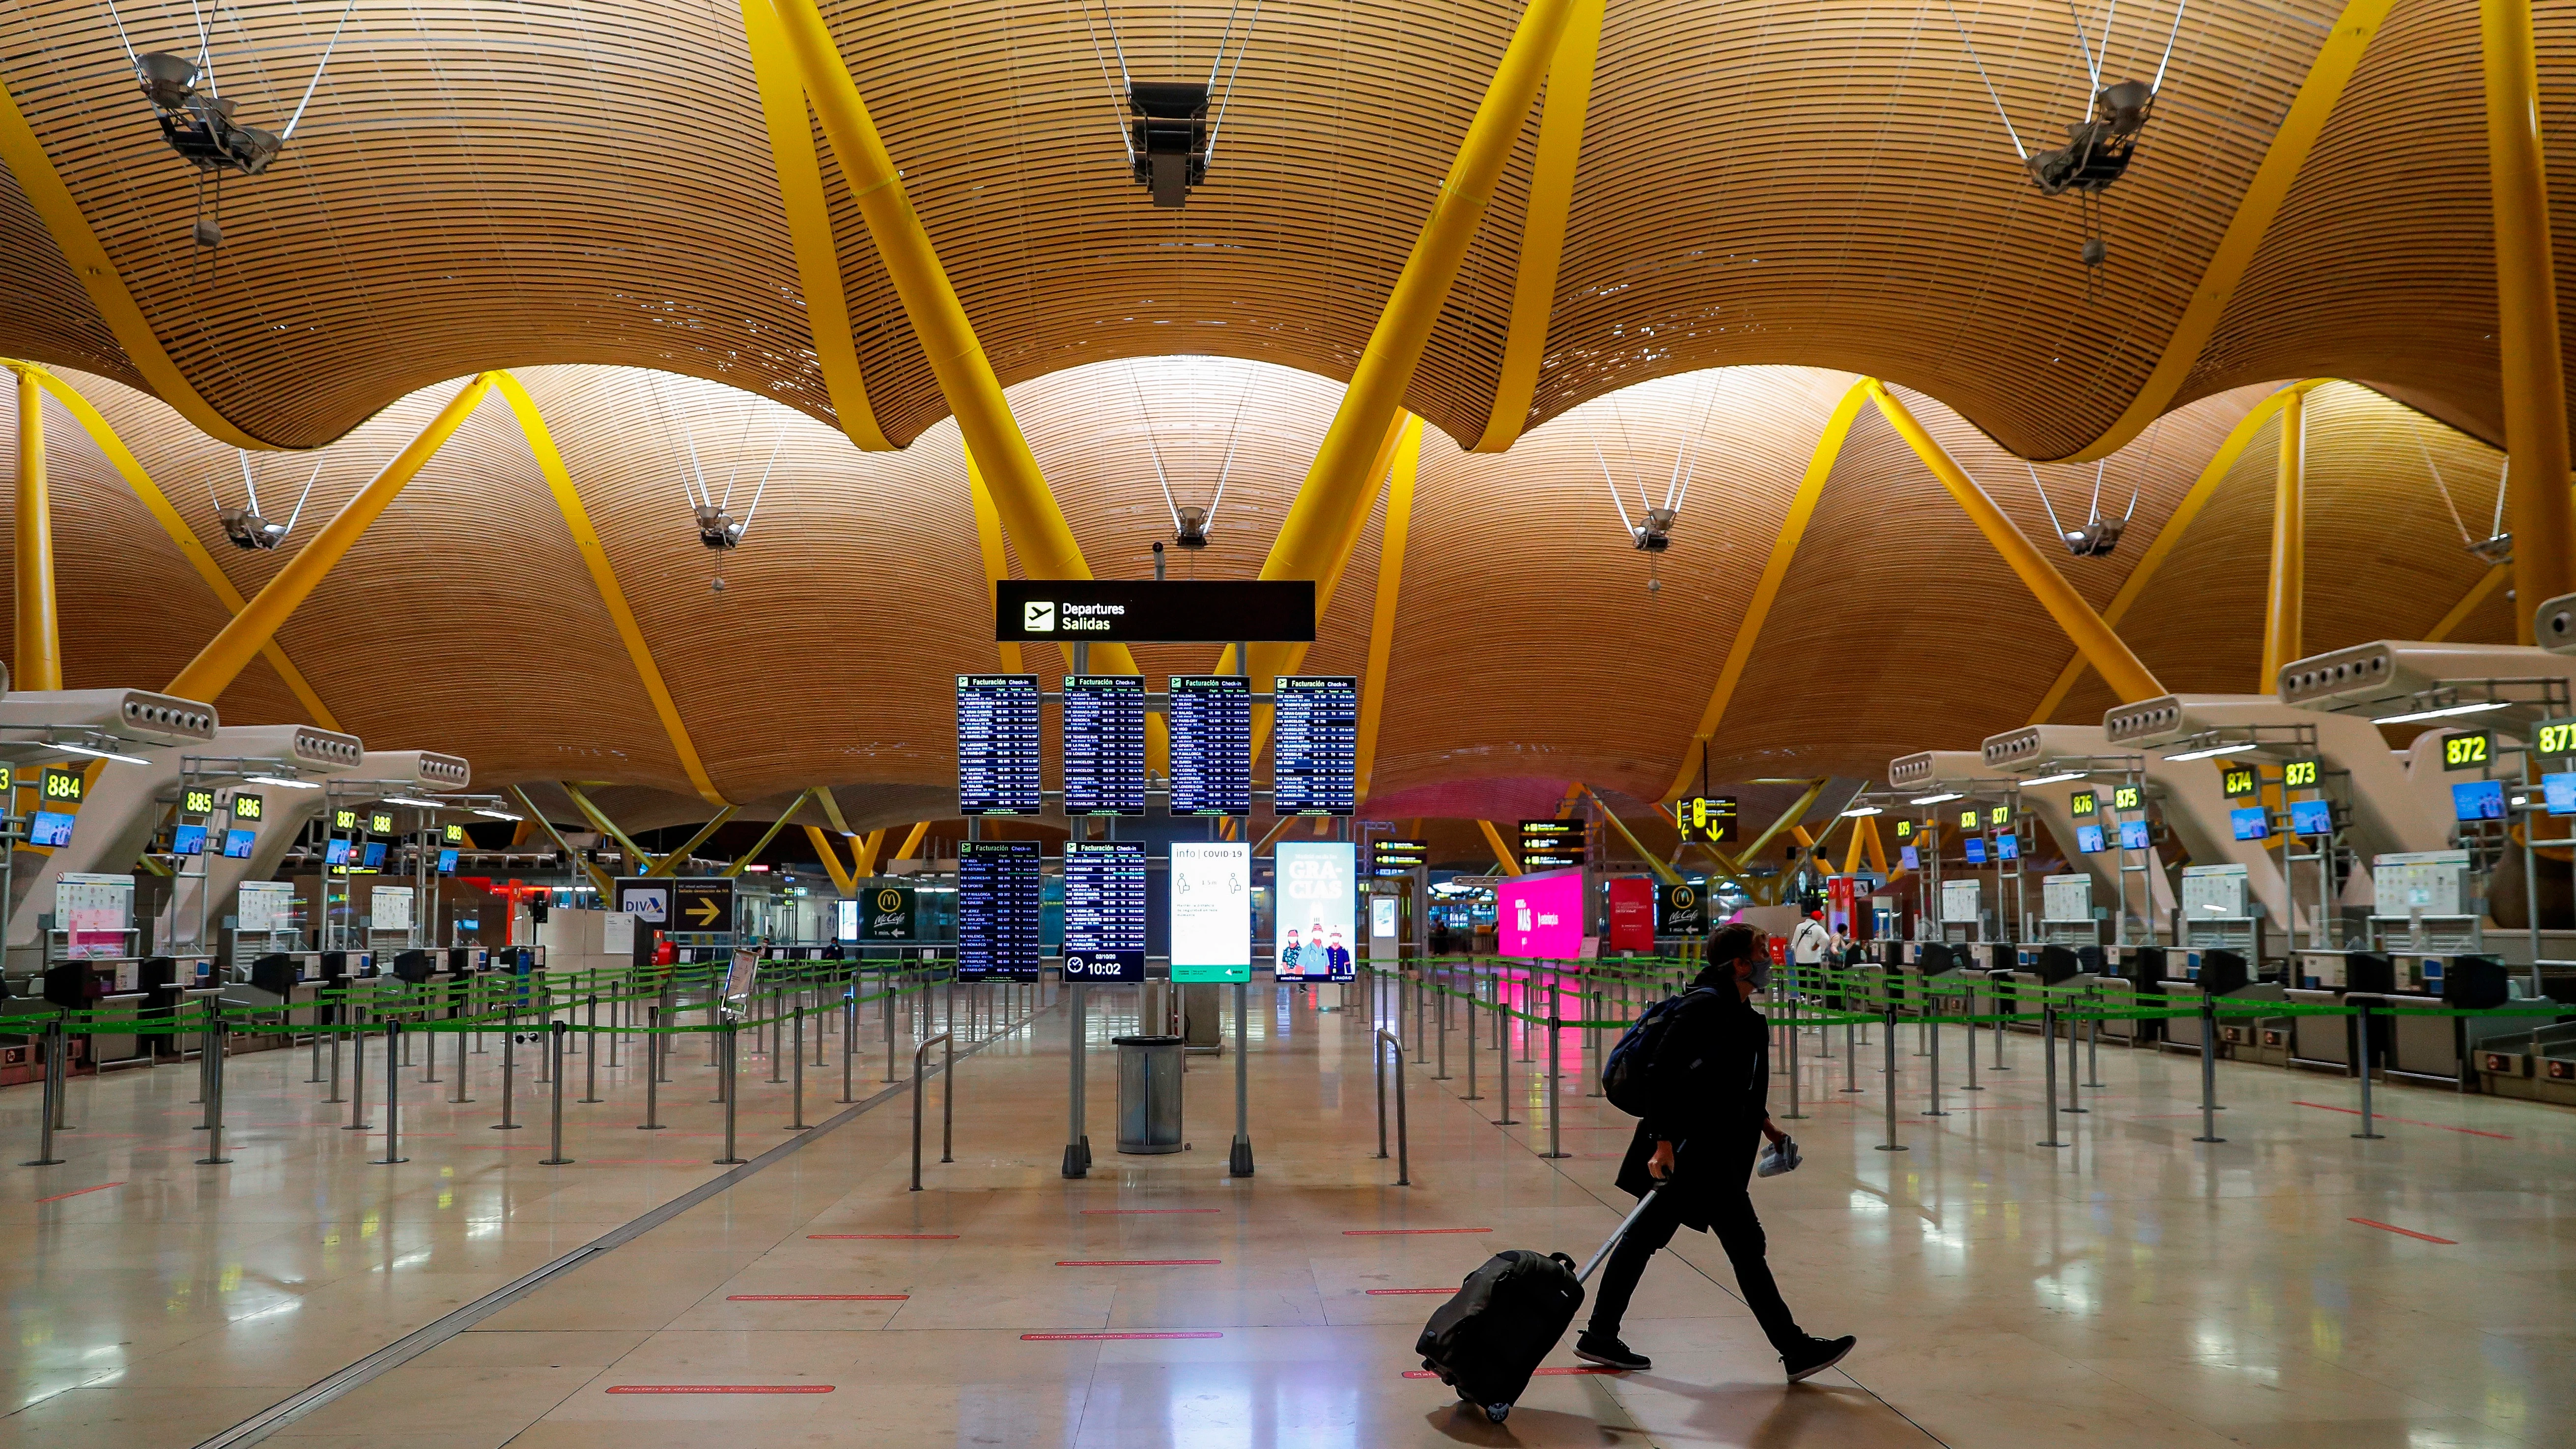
top-left (169, 374), bottom-right (493, 704)
top-left (2259, 389), bottom-right (2305, 686)
top-left (1868, 382), bottom-right (2165, 703)
top-left (1477, 820), bottom-right (1524, 876)
top-left (2484, 0), bottom-right (2575, 641)
top-left (10, 363), bottom-right (60, 690)
top-left (1353, 417), bottom-right (1423, 805)
top-left (1250, 0), bottom-right (1581, 681)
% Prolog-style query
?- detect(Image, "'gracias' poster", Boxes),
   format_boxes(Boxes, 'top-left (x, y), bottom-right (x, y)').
top-left (1274, 841), bottom-right (1355, 982)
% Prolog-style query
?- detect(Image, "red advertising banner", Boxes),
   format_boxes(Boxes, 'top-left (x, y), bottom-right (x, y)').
top-left (1827, 875), bottom-right (1858, 935)
top-left (1605, 877), bottom-right (1655, 953)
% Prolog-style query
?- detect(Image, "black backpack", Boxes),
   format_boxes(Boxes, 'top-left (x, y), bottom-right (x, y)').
top-left (1600, 986), bottom-right (1715, 1116)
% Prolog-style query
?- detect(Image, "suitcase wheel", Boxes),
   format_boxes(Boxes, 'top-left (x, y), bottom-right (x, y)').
top-left (1485, 1404), bottom-right (1511, 1424)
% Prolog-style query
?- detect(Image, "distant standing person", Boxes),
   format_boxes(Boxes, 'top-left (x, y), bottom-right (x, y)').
top-left (1575, 922), bottom-right (1854, 1383)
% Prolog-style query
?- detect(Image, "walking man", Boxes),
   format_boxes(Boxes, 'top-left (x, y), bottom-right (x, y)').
top-left (1575, 922), bottom-right (1855, 1382)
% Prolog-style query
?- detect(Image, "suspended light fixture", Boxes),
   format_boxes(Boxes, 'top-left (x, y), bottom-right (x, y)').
top-left (1083, 0), bottom-right (1265, 207)
top-left (214, 449), bottom-right (318, 550)
top-left (114, 0), bottom-right (364, 244)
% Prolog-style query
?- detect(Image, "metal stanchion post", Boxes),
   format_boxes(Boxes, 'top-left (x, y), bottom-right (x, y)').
top-left (1962, 987), bottom-right (1982, 1091)
top-left (197, 1016), bottom-right (232, 1165)
top-left (1992, 988), bottom-right (2010, 1070)
top-left (1229, 979), bottom-right (1252, 1177)
top-left (581, 996), bottom-right (602, 1102)
top-left (910, 1031), bottom-right (952, 1190)
top-left (1491, 991), bottom-right (1518, 1126)
top-left (373, 1023), bottom-right (408, 1164)
top-left (715, 1025), bottom-right (745, 1165)
top-left (941, 1025), bottom-right (955, 1165)
top-left (327, 995), bottom-right (344, 1103)
top-left (1841, 1013), bottom-right (1862, 1093)
top-left (2353, 1000), bottom-right (2384, 1139)
top-left (1463, 972), bottom-right (1480, 1101)
top-left (309, 1007), bottom-right (325, 1083)
top-left (2084, 998), bottom-right (2105, 1088)
top-left (1541, 1013), bottom-right (1569, 1159)
top-left (1064, 980), bottom-right (1090, 1178)
top-left (1923, 998), bottom-right (1948, 1116)
top-left (842, 989), bottom-right (857, 1104)
top-left (2193, 994), bottom-right (2225, 1143)
top-left (1586, 989), bottom-right (1603, 1096)
top-left (23, 1020), bottom-right (65, 1165)
top-left (789, 1006), bottom-right (809, 1130)
top-left (1435, 976), bottom-right (1450, 1080)
top-left (1375, 1029), bottom-right (1410, 1185)
top-left (2038, 1003), bottom-right (2067, 1148)
top-left (346, 1018), bottom-right (371, 1131)
top-left (1375, 1027), bottom-right (1391, 1159)
top-left (639, 1006), bottom-right (664, 1130)
top-left (495, 1007), bottom-right (521, 1130)
top-left (1876, 1006), bottom-right (1907, 1152)
top-left (453, 1001), bottom-right (472, 1103)
top-left (1782, 990), bottom-right (1806, 1119)
top-left (2064, 999), bottom-right (2087, 1113)
top-left (885, 977), bottom-right (899, 1082)
top-left (542, 1022), bottom-right (572, 1163)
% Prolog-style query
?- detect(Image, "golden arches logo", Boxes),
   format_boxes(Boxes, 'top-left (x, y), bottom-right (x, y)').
top-left (876, 888), bottom-right (903, 912)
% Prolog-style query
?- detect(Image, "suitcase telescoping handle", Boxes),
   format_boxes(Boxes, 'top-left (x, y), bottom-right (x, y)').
top-left (1575, 1187), bottom-right (1663, 1285)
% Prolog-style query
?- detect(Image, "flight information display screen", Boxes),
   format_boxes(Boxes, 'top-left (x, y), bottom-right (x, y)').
top-left (1062, 675), bottom-right (1148, 816)
top-left (956, 839), bottom-right (1042, 978)
top-left (1167, 675), bottom-right (1251, 816)
top-left (1272, 675), bottom-right (1358, 816)
top-left (1062, 840), bottom-right (1147, 983)
top-left (957, 675), bottom-right (1042, 816)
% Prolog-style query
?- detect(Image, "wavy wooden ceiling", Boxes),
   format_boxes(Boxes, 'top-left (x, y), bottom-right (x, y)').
top-left (0, 0), bottom-right (2568, 456)
top-left (0, 357), bottom-right (2515, 821)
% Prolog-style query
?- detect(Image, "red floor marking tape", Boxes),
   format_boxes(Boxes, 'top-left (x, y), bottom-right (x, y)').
top-left (1081, 1207), bottom-right (1222, 1214)
top-left (809, 1234), bottom-right (958, 1240)
top-left (606, 1385), bottom-right (834, 1394)
top-left (1343, 1228), bottom-right (1491, 1236)
top-left (1055, 1259), bottom-right (1221, 1266)
top-left (1364, 1288), bottom-right (1454, 1295)
top-left (2349, 1217), bottom-right (2459, 1245)
top-left (1404, 1366), bottom-right (1620, 1379)
top-left (1020, 1331), bottom-right (1223, 1340)
top-left (728, 1294), bottom-right (910, 1302)
top-left (34, 1182), bottom-right (124, 1203)
top-left (2294, 1102), bottom-right (2513, 1139)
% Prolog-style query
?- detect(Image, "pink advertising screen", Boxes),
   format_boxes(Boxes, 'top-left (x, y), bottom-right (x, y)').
top-left (1497, 869), bottom-right (1584, 959)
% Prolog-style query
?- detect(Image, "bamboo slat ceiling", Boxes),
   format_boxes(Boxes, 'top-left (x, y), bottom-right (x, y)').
top-left (0, 0), bottom-right (2568, 455)
top-left (0, 357), bottom-right (2515, 821)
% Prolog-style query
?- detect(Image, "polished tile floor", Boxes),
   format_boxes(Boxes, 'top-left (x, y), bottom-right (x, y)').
top-left (5, 977), bottom-right (2569, 1448)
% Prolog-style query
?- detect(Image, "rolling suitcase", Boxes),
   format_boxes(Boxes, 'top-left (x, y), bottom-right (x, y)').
top-left (1414, 1189), bottom-right (1663, 1423)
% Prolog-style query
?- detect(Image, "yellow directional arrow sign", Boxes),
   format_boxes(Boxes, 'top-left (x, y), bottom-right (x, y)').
top-left (686, 896), bottom-right (724, 927)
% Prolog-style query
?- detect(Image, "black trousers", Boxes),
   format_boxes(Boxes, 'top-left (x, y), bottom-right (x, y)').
top-left (1586, 1185), bottom-right (1803, 1352)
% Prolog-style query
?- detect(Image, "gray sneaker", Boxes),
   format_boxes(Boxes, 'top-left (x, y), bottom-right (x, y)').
top-left (1783, 1334), bottom-right (1855, 1383)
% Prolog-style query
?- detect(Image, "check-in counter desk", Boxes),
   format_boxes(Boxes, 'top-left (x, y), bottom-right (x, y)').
top-left (2158, 974), bottom-right (2288, 1060)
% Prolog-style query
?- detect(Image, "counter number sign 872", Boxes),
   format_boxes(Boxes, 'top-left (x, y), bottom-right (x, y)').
top-left (2442, 731), bottom-right (2492, 772)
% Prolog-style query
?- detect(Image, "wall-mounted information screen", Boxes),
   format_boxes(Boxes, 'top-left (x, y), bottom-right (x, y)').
top-left (1062, 840), bottom-right (1147, 983)
top-left (1170, 841), bottom-right (1251, 982)
top-left (1062, 675), bottom-right (1148, 816)
top-left (1271, 676), bottom-right (1358, 816)
top-left (1167, 676), bottom-right (1251, 816)
top-left (957, 675), bottom-right (1043, 816)
top-left (956, 839), bottom-right (1042, 978)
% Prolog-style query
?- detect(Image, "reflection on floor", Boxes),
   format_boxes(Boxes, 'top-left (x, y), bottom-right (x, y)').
top-left (5, 977), bottom-right (2570, 1448)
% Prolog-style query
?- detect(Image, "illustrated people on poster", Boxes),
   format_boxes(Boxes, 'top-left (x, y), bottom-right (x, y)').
top-left (1280, 928), bottom-right (1303, 980)
top-left (1325, 929), bottom-right (1351, 980)
top-left (1306, 919), bottom-right (1327, 976)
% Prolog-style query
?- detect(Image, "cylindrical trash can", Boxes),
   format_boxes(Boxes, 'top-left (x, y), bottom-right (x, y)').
top-left (1113, 1034), bottom-right (1186, 1154)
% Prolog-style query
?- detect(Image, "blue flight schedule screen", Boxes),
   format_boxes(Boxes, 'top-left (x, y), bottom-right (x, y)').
top-left (1062, 840), bottom-right (1147, 983)
top-left (957, 839), bottom-right (1042, 979)
top-left (1063, 675), bottom-right (1147, 816)
top-left (1167, 676), bottom-right (1251, 816)
top-left (957, 675), bottom-right (1042, 816)
top-left (1272, 676), bottom-right (1358, 815)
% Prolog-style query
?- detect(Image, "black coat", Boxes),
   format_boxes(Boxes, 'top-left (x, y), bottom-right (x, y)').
top-left (1614, 988), bottom-right (1771, 1231)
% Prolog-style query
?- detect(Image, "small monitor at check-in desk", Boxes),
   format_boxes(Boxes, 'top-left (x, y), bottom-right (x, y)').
top-left (2230, 807), bottom-right (2269, 842)
top-left (2076, 944), bottom-right (2104, 975)
top-left (138, 956), bottom-right (177, 992)
top-left (223, 828), bottom-right (255, 859)
top-left (319, 951), bottom-right (349, 980)
top-left (172, 824), bottom-right (207, 856)
top-left (2442, 953), bottom-right (2509, 1008)
top-left (2075, 824), bottom-right (2105, 853)
top-left (1899, 845), bottom-right (1920, 870)
top-left (2188, 948), bottom-right (2249, 994)
top-left (392, 949), bottom-right (433, 984)
top-left (1964, 838), bottom-right (1988, 864)
top-left (2451, 780), bottom-right (2506, 823)
top-left (438, 848), bottom-right (459, 873)
top-left (1916, 942), bottom-right (1954, 972)
top-left (2545, 772), bottom-right (2576, 816)
top-left (362, 841), bottom-right (387, 868)
top-left (41, 962), bottom-right (98, 1008)
top-left (28, 810), bottom-right (74, 848)
top-left (2034, 944), bottom-right (2079, 983)
top-left (325, 838), bottom-right (351, 865)
top-left (2289, 799), bottom-right (2333, 836)
top-left (249, 953), bottom-right (296, 1000)
top-left (2344, 952), bottom-right (2395, 994)
top-left (2118, 820), bottom-right (2150, 851)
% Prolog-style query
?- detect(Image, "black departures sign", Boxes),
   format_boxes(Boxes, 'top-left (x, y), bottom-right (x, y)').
top-left (996, 580), bottom-right (1315, 643)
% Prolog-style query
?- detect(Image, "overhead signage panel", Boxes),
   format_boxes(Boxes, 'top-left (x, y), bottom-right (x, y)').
top-left (1271, 676), bottom-right (1358, 816)
top-left (1675, 795), bottom-right (1737, 844)
top-left (617, 877), bottom-right (733, 933)
top-left (863, 885), bottom-right (915, 941)
top-left (957, 674), bottom-right (1043, 816)
top-left (1518, 819), bottom-right (1585, 869)
top-left (1657, 880), bottom-right (1706, 937)
top-left (1169, 841), bottom-right (1251, 982)
top-left (996, 580), bottom-right (1316, 643)
top-left (1168, 676), bottom-right (1252, 816)
top-left (1062, 675), bottom-right (1148, 817)
top-left (958, 840), bottom-right (1043, 979)
top-left (1371, 839), bottom-right (1427, 877)
top-left (1063, 840), bottom-right (1147, 983)
top-left (1275, 840), bottom-right (1355, 981)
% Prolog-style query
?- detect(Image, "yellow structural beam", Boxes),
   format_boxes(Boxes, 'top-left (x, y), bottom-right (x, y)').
top-left (2484, 0), bottom-right (2575, 642)
top-left (1470, 0), bottom-right (1607, 453)
top-left (510, 785), bottom-right (616, 897)
top-left (1477, 819), bottom-right (1523, 876)
top-left (893, 820), bottom-right (932, 861)
top-left (1245, 0), bottom-right (1581, 690)
top-left (2259, 388), bottom-right (2306, 687)
top-left (963, 447), bottom-right (1028, 675)
top-left (1663, 378), bottom-right (1872, 800)
top-left (725, 790), bottom-right (813, 877)
top-left (813, 785), bottom-right (855, 836)
top-left (736, 0), bottom-right (894, 451)
top-left (645, 806), bottom-right (742, 877)
top-left (559, 782), bottom-right (656, 864)
top-left (2025, 381), bottom-right (2324, 722)
top-left (854, 826), bottom-right (888, 876)
top-left (2049, 0), bottom-right (2398, 461)
top-left (1868, 381), bottom-right (2164, 703)
top-left (2430, 564), bottom-right (2511, 642)
top-left (1354, 416), bottom-right (1423, 804)
top-left (768, 0), bottom-right (1150, 696)
top-left (494, 373), bottom-right (728, 804)
top-left (10, 364), bottom-right (59, 690)
top-left (20, 365), bottom-right (340, 725)
top-left (1738, 779), bottom-right (1827, 866)
top-left (170, 373), bottom-right (492, 705)
top-left (0, 79), bottom-right (278, 449)
top-left (1582, 786), bottom-right (1681, 886)
top-left (804, 824), bottom-right (858, 896)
